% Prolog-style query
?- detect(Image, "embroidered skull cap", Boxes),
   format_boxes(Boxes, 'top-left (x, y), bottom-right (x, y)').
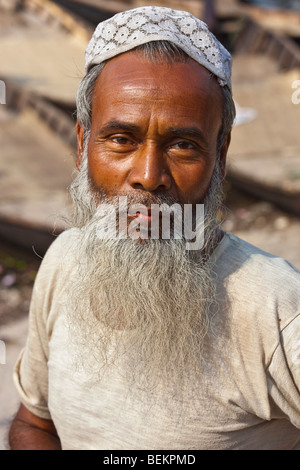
top-left (85, 6), bottom-right (232, 89)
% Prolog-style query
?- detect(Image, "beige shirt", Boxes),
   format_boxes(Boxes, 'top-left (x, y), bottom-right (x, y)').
top-left (14, 229), bottom-right (300, 450)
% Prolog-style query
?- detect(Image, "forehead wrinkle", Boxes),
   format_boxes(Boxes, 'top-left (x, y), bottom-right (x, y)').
top-left (90, 53), bottom-right (223, 142)
top-left (99, 120), bottom-right (141, 134)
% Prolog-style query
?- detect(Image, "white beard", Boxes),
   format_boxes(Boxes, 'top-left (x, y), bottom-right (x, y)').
top-left (66, 150), bottom-right (224, 400)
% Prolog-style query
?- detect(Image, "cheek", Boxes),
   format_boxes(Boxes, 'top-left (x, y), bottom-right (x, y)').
top-left (174, 163), bottom-right (215, 203)
top-left (87, 150), bottom-right (127, 192)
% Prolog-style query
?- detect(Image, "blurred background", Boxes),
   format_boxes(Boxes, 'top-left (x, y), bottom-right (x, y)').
top-left (0, 0), bottom-right (300, 449)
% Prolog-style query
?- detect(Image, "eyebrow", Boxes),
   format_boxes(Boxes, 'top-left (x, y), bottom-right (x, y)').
top-left (98, 120), bottom-right (208, 145)
top-left (99, 120), bottom-right (141, 135)
top-left (168, 127), bottom-right (208, 145)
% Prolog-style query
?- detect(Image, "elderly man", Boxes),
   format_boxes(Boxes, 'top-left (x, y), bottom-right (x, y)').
top-left (9, 6), bottom-right (300, 450)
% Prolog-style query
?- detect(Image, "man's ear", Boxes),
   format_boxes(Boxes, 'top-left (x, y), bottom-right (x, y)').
top-left (218, 131), bottom-right (231, 180)
top-left (76, 122), bottom-right (85, 171)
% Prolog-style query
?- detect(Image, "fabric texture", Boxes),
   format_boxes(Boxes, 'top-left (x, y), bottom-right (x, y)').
top-left (13, 229), bottom-right (300, 450)
top-left (85, 6), bottom-right (232, 89)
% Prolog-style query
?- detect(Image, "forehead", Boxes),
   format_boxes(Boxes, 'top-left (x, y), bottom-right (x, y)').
top-left (90, 50), bottom-right (223, 129)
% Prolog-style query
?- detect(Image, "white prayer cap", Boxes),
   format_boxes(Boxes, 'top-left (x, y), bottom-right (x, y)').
top-left (85, 6), bottom-right (232, 90)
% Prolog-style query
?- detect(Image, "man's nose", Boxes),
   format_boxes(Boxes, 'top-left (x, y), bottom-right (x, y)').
top-left (128, 143), bottom-right (172, 192)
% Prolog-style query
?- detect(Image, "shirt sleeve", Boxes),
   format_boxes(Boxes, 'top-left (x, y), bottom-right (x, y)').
top-left (267, 314), bottom-right (300, 429)
top-left (13, 231), bottom-right (70, 419)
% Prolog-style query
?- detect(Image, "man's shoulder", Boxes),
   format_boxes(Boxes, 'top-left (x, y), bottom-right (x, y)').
top-left (217, 232), bottom-right (300, 328)
top-left (43, 228), bottom-right (81, 260)
top-left (219, 232), bottom-right (300, 280)
top-left (35, 228), bottom-right (81, 281)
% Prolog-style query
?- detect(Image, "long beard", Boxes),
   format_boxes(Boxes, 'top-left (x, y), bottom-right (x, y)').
top-left (67, 151), bottom-right (224, 400)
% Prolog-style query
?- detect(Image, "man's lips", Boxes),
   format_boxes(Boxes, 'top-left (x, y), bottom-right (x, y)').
top-left (135, 211), bottom-right (151, 219)
top-left (128, 207), bottom-right (162, 220)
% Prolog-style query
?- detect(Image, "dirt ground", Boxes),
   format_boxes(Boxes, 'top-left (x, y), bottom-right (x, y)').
top-left (224, 184), bottom-right (300, 268)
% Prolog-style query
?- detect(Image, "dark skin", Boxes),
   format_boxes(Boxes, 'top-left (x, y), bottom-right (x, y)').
top-left (9, 51), bottom-right (231, 450)
top-left (9, 404), bottom-right (61, 450)
top-left (77, 52), bottom-right (230, 206)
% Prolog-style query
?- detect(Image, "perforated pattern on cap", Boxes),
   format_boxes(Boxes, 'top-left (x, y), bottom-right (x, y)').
top-left (85, 6), bottom-right (232, 89)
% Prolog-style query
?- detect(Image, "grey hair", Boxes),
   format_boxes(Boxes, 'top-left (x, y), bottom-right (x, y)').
top-left (76, 41), bottom-right (236, 154)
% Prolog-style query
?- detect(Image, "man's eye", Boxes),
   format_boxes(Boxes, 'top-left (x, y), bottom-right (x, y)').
top-left (171, 141), bottom-right (195, 150)
top-left (111, 136), bottom-right (133, 145)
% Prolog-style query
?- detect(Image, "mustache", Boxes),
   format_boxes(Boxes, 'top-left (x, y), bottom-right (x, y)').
top-left (89, 177), bottom-right (182, 208)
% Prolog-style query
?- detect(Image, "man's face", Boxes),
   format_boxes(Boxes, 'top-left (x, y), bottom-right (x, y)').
top-left (77, 51), bottom-right (228, 208)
